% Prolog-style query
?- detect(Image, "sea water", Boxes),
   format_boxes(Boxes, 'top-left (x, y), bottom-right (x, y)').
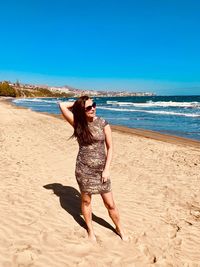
top-left (12, 95), bottom-right (200, 141)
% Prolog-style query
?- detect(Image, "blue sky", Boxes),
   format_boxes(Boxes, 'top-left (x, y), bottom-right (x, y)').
top-left (0, 0), bottom-right (200, 95)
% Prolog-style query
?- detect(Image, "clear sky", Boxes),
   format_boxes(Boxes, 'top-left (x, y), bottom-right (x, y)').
top-left (0, 0), bottom-right (200, 95)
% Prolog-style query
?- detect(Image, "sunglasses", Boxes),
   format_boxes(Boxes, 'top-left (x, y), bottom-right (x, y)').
top-left (85, 102), bottom-right (96, 112)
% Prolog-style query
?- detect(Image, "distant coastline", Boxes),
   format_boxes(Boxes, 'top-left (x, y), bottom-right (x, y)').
top-left (0, 80), bottom-right (155, 98)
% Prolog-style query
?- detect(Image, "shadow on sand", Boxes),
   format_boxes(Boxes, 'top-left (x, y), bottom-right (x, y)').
top-left (43, 183), bottom-right (116, 234)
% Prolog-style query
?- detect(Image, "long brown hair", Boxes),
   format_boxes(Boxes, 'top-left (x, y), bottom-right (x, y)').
top-left (72, 95), bottom-right (94, 145)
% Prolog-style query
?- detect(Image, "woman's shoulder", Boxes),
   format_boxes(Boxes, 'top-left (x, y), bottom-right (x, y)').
top-left (97, 116), bottom-right (109, 127)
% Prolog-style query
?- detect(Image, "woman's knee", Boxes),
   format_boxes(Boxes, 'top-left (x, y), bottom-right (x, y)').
top-left (104, 200), bottom-right (116, 210)
top-left (81, 193), bottom-right (91, 206)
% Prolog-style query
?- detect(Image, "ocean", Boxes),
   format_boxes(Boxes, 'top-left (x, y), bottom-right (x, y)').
top-left (12, 95), bottom-right (200, 141)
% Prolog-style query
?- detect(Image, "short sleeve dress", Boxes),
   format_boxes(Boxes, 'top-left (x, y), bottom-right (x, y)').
top-left (75, 117), bottom-right (112, 195)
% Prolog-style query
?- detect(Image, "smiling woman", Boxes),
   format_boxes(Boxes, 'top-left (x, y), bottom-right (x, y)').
top-left (59, 95), bottom-right (127, 241)
top-left (85, 101), bottom-right (96, 112)
top-left (71, 96), bottom-right (97, 145)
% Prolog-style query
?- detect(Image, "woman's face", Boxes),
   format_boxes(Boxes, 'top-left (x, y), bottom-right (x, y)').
top-left (84, 99), bottom-right (96, 119)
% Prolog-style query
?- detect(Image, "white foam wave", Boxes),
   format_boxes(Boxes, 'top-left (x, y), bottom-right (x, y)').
top-left (106, 101), bottom-right (118, 104)
top-left (146, 101), bottom-right (200, 108)
top-left (98, 107), bottom-right (200, 117)
top-left (106, 100), bottom-right (200, 108)
top-left (13, 98), bottom-right (58, 104)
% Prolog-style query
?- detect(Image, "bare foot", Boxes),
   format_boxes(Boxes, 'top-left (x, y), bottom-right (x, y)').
top-left (87, 230), bottom-right (96, 242)
top-left (115, 227), bottom-right (129, 241)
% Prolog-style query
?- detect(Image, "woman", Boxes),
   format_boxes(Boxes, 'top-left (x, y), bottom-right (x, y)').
top-left (59, 95), bottom-right (127, 241)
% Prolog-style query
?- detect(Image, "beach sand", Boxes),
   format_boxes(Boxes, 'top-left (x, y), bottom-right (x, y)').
top-left (1, 98), bottom-right (200, 267)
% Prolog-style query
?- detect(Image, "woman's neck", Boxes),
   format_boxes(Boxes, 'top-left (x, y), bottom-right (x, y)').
top-left (87, 116), bottom-right (96, 122)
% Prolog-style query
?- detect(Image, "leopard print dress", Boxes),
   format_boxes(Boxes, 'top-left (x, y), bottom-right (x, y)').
top-left (75, 117), bottom-right (112, 195)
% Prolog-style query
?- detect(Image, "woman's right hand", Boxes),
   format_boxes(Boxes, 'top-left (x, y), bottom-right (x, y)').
top-left (58, 101), bottom-right (74, 109)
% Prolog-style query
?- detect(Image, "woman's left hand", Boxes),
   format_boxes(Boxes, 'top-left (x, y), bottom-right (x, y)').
top-left (102, 169), bottom-right (110, 183)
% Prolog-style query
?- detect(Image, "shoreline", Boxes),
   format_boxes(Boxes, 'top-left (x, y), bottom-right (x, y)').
top-left (1, 96), bottom-right (200, 149)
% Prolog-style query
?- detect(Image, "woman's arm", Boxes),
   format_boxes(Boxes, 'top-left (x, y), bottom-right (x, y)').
top-left (58, 101), bottom-right (74, 126)
top-left (102, 124), bottom-right (113, 182)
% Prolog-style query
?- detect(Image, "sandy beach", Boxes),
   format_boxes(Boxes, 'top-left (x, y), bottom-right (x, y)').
top-left (1, 98), bottom-right (200, 267)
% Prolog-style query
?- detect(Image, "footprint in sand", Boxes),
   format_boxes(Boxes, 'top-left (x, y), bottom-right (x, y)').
top-left (13, 249), bottom-right (37, 267)
top-left (139, 244), bottom-right (157, 264)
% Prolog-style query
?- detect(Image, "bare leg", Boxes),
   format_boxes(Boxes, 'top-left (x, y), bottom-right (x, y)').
top-left (101, 191), bottom-right (128, 241)
top-left (81, 192), bottom-right (96, 241)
